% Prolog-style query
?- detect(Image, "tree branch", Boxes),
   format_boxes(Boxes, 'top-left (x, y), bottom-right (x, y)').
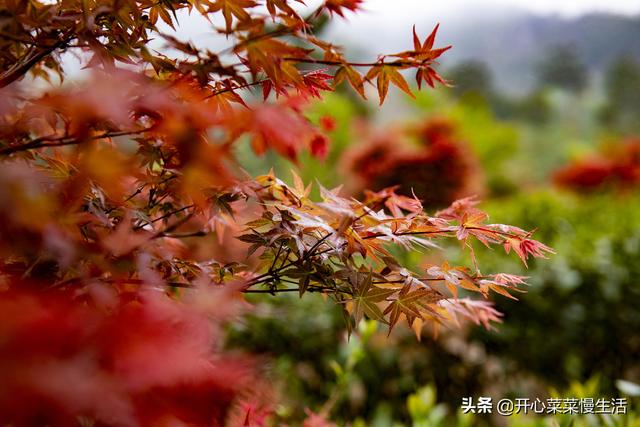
top-left (243, 286), bottom-right (334, 294)
top-left (282, 57), bottom-right (428, 68)
top-left (0, 127), bottom-right (152, 156)
top-left (135, 204), bottom-right (195, 231)
top-left (0, 37), bottom-right (73, 89)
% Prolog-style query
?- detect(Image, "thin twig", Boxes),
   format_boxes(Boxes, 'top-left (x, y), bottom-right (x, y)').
top-left (0, 127), bottom-right (153, 156)
top-left (0, 36), bottom-right (74, 89)
top-left (133, 204), bottom-right (194, 231)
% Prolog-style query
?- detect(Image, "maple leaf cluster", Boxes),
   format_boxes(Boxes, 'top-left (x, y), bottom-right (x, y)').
top-left (233, 173), bottom-right (552, 335)
top-left (342, 117), bottom-right (483, 209)
top-left (554, 138), bottom-right (640, 191)
top-left (0, 0), bottom-right (551, 424)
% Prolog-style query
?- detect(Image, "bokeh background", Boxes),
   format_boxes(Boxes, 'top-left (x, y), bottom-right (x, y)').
top-left (209, 1), bottom-right (640, 425)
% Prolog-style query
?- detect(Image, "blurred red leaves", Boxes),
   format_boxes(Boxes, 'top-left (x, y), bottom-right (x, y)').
top-left (0, 285), bottom-right (264, 427)
top-left (230, 100), bottom-right (328, 162)
top-left (322, 0), bottom-right (364, 18)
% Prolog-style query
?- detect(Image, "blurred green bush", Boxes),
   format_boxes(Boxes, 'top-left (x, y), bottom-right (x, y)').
top-left (471, 191), bottom-right (640, 395)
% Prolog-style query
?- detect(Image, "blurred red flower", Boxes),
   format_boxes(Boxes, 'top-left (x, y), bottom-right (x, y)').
top-left (554, 138), bottom-right (640, 191)
top-left (342, 117), bottom-right (483, 209)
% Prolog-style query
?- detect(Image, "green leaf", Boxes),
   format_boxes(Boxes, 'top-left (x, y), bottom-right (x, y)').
top-left (298, 275), bottom-right (310, 297)
top-left (383, 286), bottom-right (439, 333)
top-left (350, 274), bottom-right (396, 324)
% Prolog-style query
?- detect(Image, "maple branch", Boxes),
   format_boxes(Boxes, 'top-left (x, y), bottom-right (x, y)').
top-left (206, 65), bottom-right (327, 99)
top-left (218, 4), bottom-right (324, 56)
top-left (52, 276), bottom-right (336, 294)
top-left (372, 274), bottom-right (494, 285)
top-left (282, 58), bottom-right (429, 68)
top-left (372, 278), bottom-right (444, 284)
top-left (0, 36), bottom-right (74, 89)
top-left (206, 79), bottom-right (265, 98)
top-left (0, 127), bottom-right (153, 156)
top-left (159, 230), bottom-right (207, 238)
top-left (467, 226), bottom-right (529, 239)
top-left (243, 286), bottom-right (335, 294)
top-left (135, 204), bottom-right (195, 231)
top-left (150, 211), bottom-right (195, 239)
top-left (51, 277), bottom-right (196, 289)
top-left (0, 32), bottom-right (49, 47)
top-left (362, 230), bottom-right (447, 240)
top-left (213, 58), bottom-right (427, 100)
top-left (103, 175), bottom-right (177, 217)
top-left (362, 226), bottom-right (527, 242)
top-left (304, 232), bottom-right (333, 260)
top-left (269, 242), bottom-right (286, 272)
top-left (243, 233), bottom-right (335, 290)
top-left (220, 28), bottom-right (292, 56)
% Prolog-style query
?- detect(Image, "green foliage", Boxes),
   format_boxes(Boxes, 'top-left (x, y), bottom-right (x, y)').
top-left (401, 377), bottom-right (640, 427)
top-left (445, 61), bottom-right (495, 100)
top-left (407, 385), bottom-right (472, 427)
top-left (600, 56), bottom-right (640, 135)
top-left (228, 292), bottom-right (493, 424)
top-left (227, 293), bottom-right (344, 422)
top-left (493, 90), bottom-right (553, 125)
top-left (468, 191), bottom-right (640, 392)
top-left (536, 45), bottom-right (588, 93)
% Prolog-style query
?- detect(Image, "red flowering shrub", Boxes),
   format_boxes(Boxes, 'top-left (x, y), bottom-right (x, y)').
top-left (342, 117), bottom-right (483, 209)
top-left (554, 138), bottom-right (640, 191)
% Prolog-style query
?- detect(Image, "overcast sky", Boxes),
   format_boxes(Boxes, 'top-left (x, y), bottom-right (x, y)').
top-left (316, 0), bottom-right (640, 61)
top-left (161, 0), bottom-right (640, 47)
top-left (168, 0), bottom-right (640, 50)
top-left (323, 0), bottom-right (640, 34)
top-left (355, 0), bottom-right (640, 18)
